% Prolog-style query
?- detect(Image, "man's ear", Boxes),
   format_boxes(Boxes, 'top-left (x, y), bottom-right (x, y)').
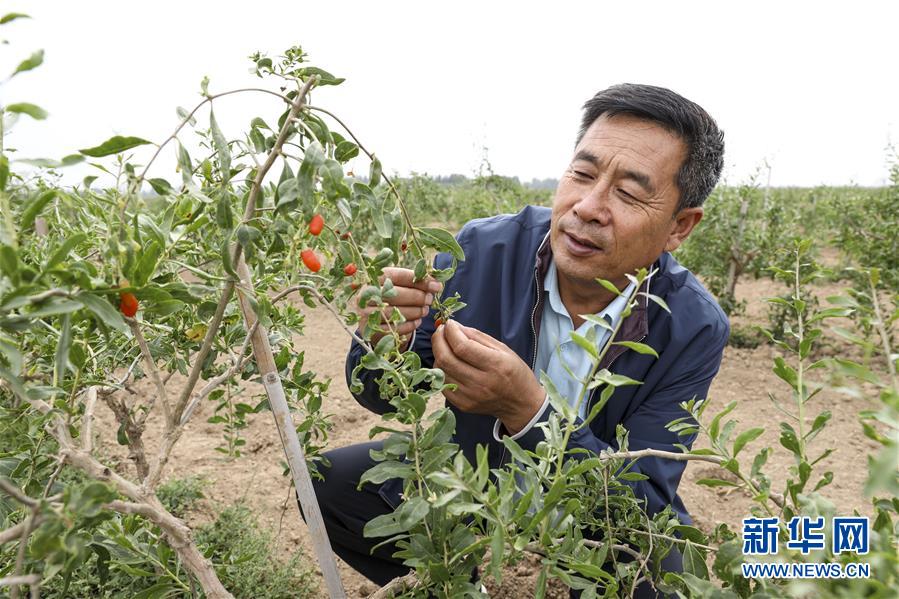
top-left (664, 207), bottom-right (703, 253)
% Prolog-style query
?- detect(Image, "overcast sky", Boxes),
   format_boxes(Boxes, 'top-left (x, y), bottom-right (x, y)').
top-left (3, 1), bottom-right (898, 188)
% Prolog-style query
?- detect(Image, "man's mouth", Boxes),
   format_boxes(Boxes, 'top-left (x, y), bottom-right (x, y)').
top-left (563, 231), bottom-right (602, 256)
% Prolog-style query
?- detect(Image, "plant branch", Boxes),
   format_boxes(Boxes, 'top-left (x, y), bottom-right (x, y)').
top-left (368, 572), bottom-right (418, 599)
top-left (601, 448), bottom-right (725, 464)
top-left (0, 478), bottom-right (39, 507)
top-left (127, 317), bottom-right (172, 427)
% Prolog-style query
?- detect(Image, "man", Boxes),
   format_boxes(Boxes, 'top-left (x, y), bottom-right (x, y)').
top-left (311, 83), bottom-right (729, 596)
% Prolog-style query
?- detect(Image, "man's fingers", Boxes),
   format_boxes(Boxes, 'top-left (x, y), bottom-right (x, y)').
top-left (443, 320), bottom-right (495, 367)
top-left (457, 323), bottom-right (507, 351)
top-left (380, 267), bottom-right (443, 294)
top-left (384, 286), bottom-right (434, 308)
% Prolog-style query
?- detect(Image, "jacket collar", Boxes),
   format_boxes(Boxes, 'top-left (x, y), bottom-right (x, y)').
top-left (533, 229), bottom-right (653, 370)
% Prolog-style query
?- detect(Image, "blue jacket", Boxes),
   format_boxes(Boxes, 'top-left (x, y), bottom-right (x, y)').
top-left (346, 205), bottom-right (730, 524)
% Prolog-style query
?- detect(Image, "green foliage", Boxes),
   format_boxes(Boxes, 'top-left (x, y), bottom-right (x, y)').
top-left (673, 240), bottom-right (899, 597)
top-left (727, 324), bottom-right (765, 349)
top-left (157, 476), bottom-right (207, 518)
top-left (397, 172), bottom-right (553, 232)
top-left (194, 503), bottom-right (317, 599)
top-left (833, 168), bottom-right (899, 292)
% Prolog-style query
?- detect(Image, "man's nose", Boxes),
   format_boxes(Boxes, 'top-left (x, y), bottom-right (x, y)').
top-left (572, 178), bottom-right (613, 225)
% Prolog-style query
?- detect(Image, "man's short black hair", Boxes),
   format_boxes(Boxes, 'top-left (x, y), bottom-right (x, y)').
top-left (577, 83), bottom-right (725, 212)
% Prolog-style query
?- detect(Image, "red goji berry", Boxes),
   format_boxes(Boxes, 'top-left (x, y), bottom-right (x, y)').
top-left (343, 263), bottom-right (357, 276)
top-left (301, 249), bottom-right (321, 272)
top-left (119, 292), bottom-right (139, 317)
top-left (308, 214), bottom-right (324, 236)
top-left (340, 231), bottom-right (351, 240)
top-left (401, 240), bottom-right (408, 252)
top-left (434, 318), bottom-right (444, 327)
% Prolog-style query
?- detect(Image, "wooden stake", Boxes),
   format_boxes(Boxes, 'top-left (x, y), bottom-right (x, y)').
top-left (234, 258), bottom-right (346, 598)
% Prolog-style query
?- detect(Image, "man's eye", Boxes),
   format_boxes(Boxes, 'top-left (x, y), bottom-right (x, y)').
top-left (571, 169), bottom-right (591, 179)
top-left (617, 188), bottom-right (637, 200)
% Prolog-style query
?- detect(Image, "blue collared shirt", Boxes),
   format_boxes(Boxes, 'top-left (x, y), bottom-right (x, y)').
top-left (494, 258), bottom-right (635, 440)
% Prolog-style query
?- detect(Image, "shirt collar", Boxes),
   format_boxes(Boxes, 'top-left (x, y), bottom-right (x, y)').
top-left (544, 258), bottom-right (637, 331)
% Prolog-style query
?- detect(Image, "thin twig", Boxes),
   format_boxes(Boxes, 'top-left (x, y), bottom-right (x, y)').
top-left (368, 572), bottom-right (418, 599)
top-left (0, 479), bottom-right (39, 508)
top-left (127, 317), bottom-right (172, 427)
top-left (600, 448), bottom-right (725, 464)
top-left (0, 519), bottom-right (43, 546)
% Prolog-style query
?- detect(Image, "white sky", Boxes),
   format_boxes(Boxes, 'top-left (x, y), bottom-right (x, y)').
top-left (3, 1), bottom-right (899, 188)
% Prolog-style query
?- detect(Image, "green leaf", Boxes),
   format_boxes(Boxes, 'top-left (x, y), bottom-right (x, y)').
top-left (732, 427), bottom-right (764, 457)
top-left (489, 523), bottom-right (504, 583)
top-left (0, 156), bottom-right (8, 191)
top-left (176, 142), bottom-right (193, 186)
top-left (236, 224), bottom-right (261, 248)
top-left (709, 401), bottom-right (737, 440)
top-left (20, 189), bottom-right (56, 231)
top-left (209, 108), bottom-right (231, 180)
top-left (5, 102), bottom-right (47, 120)
top-left (372, 201), bottom-right (394, 239)
top-left (147, 178), bottom-right (173, 195)
top-left (358, 461), bottom-right (414, 486)
top-left (275, 177), bottom-right (299, 212)
top-left (11, 49), bottom-right (43, 78)
top-left (772, 357), bottom-right (798, 390)
top-left (176, 106), bottom-right (197, 126)
top-left (297, 66), bottom-right (345, 86)
top-left (0, 366), bottom-right (28, 402)
top-left (416, 227), bottom-right (464, 261)
top-left (215, 192), bottom-right (234, 229)
top-left (79, 136), bottom-right (152, 157)
top-left (596, 278), bottom-right (621, 296)
top-left (75, 293), bottom-right (127, 332)
top-left (133, 241), bottom-right (162, 287)
top-left (369, 155), bottom-right (382, 188)
top-left (335, 140), bottom-right (359, 162)
top-left (45, 233), bottom-right (87, 270)
top-left (696, 478), bottom-right (740, 488)
top-left (54, 313), bottom-right (72, 382)
top-left (569, 332), bottom-right (599, 360)
top-left (639, 291), bottom-right (670, 313)
top-left (682, 540), bottom-right (709, 579)
top-left (0, 13), bottom-right (30, 24)
top-left (612, 340), bottom-right (658, 358)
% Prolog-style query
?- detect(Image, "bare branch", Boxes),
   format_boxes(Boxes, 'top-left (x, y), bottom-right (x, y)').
top-left (127, 317), bottom-right (172, 427)
top-left (81, 385), bottom-right (99, 452)
top-left (0, 478), bottom-right (39, 508)
top-left (0, 518), bottom-right (44, 546)
top-left (368, 572), bottom-right (418, 599)
top-left (600, 448), bottom-right (725, 465)
top-left (0, 575), bottom-right (40, 588)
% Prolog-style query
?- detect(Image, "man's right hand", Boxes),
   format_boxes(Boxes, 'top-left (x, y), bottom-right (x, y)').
top-left (355, 267), bottom-right (442, 350)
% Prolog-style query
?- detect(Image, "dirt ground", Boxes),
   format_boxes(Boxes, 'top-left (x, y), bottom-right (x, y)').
top-left (93, 270), bottom-right (886, 598)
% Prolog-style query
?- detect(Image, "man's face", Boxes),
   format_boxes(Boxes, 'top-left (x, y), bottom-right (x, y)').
top-left (550, 113), bottom-right (697, 291)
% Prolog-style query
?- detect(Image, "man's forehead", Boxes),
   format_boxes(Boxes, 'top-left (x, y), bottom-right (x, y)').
top-left (574, 116), bottom-right (686, 177)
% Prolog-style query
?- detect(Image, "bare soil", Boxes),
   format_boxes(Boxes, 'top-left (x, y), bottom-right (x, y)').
top-left (93, 272), bottom-right (885, 598)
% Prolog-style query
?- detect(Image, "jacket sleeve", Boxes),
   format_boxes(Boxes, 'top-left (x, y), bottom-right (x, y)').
top-left (508, 314), bottom-right (729, 518)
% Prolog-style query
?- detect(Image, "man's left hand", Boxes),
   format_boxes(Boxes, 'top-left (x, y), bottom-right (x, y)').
top-left (432, 320), bottom-right (545, 434)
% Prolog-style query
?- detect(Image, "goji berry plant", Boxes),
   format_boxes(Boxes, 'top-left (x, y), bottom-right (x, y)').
top-left (1, 11), bottom-right (897, 599)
